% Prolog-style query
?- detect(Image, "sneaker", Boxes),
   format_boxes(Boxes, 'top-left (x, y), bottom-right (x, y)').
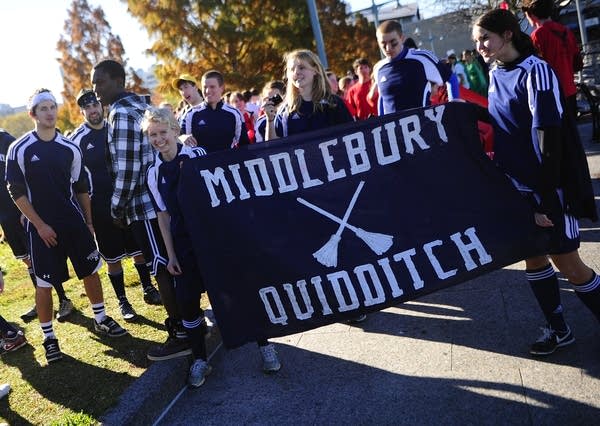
top-left (188, 359), bottom-right (212, 388)
top-left (119, 299), bottom-right (137, 322)
top-left (259, 343), bottom-right (281, 373)
top-left (147, 337), bottom-right (192, 361)
top-left (94, 315), bottom-right (128, 337)
top-left (2, 331), bottom-right (27, 353)
top-left (20, 305), bottom-right (37, 321)
top-left (143, 286), bottom-right (162, 305)
top-left (348, 314), bottom-right (367, 324)
top-left (530, 326), bottom-right (575, 356)
top-left (0, 383), bottom-right (10, 400)
top-left (56, 299), bottom-right (74, 322)
top-left (43, 337), bottom-right (63, 363)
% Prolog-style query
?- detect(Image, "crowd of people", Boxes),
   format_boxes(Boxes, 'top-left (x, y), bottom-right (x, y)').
top-left (1, 0), bottom-right (599, 395)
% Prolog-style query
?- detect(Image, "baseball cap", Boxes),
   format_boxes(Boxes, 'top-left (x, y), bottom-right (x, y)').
top-left (172, 74), bottom-right (198, 90)
top-left (77, 89), bottom-right (99, 107)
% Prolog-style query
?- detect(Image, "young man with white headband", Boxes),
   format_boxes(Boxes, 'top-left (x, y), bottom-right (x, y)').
top-left (5, 88), bottom-right (127, 364)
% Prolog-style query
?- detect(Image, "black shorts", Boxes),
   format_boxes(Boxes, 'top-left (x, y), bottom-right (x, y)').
top-left (92, 200), bottom-right (141, 262)
top-left (1, 215), bottom-right (29, 259)
top-left (128, 219), bottom-right (168, 276)
top-left (30, 219), bottom-right (101, 288)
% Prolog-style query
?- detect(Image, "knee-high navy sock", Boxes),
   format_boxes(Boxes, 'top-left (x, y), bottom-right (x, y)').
top-left (183, 317), bottom-right (207, 360)
top-left (134, 262), bottom-right (153, 290)
top-left (572, 272), bottom-right (600, 322)
top-left (526, 264), bottom-right (568, 332)
top-left (53, 281), bottom-right (68, 301)
top-left (108, 270), bottom-right (126, 300)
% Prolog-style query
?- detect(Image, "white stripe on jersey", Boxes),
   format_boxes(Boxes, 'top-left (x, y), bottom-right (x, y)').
top-left (222, 103), bottom-right (244, 147)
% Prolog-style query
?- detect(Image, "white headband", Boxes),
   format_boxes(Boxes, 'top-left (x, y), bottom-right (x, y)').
top-left (28, 92), bottom-right (57, 111)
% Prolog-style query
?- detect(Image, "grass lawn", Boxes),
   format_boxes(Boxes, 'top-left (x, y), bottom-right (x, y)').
top-left (0, 240), bottom-right (194, 425)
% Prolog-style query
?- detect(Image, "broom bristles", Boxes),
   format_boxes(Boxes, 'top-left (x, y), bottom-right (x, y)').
top-left (355, 228), bottom-right (394, 255)
top-left (313, 234), bottom-right (341, 267)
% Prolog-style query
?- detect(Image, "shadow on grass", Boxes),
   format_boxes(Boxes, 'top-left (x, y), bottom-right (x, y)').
top-left (54, 310), bottom-right (166, 368)
top-left (1, 344), bottom-right (134, 424)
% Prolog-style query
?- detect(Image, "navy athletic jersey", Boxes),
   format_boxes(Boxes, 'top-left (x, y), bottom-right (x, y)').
top-left (488, 54), bottom-right (563, 194)
top-left (0, 129), bottom-right (19, 221)
top-left (70, 122), bottom-right (112, 199)
top-left (254, 114), bottom-right (285, 143)
top-left (180, 100), bottom-right (250, 153)
top-left (275, 95), bottom-right (353, 138)
top-left (147, 144), bottom-right (207, 237)
top-left (374, 47), bottom-right (453, 114)
top-left (6, 130), bottom-right (86, 226)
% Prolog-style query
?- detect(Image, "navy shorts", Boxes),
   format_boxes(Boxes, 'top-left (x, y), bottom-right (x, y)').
top-left (1, 215), bottom-right (29, 259)
top-left (525, 190), bottom-right (580, 255)
top-left (30, 219), bottom-right (102, 288)
top-left (128, 218), bottom-right (168, 276)
top-left (92, 198), bottom-right (141, 262)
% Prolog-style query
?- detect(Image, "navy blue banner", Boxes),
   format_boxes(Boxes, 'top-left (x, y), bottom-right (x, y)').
top-left (178, 102), bottom-right (549, 349)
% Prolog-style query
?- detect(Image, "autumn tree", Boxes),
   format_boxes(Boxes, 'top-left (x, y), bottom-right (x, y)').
top-left (0, 112), bottom-right (33, 138)
top-left (123, 0), bottom-right (378, 96)
top-left (57, 0), bottom-right (147, 131)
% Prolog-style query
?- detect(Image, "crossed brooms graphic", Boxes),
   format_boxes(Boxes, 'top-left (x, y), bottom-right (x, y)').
top-left (297, 181), bottom-right (394, 268)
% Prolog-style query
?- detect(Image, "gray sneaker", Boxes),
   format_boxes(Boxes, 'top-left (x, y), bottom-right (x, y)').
top-left (259, 343), bottom-right (281, 373)
top-left (188, 359), bottom-right (212, 388)
top-left (56, 299), bottom-right (74, 322)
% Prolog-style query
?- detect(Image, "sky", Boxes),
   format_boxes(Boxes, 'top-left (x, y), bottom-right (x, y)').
top-left (0, 0), bottom-right (439, 108)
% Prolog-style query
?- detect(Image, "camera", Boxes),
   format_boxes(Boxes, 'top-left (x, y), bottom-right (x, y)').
top-left (268, 94), bottom-right (283, 106)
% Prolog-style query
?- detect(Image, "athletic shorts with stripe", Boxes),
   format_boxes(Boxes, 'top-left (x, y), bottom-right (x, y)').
top-left (91, 196), bottom-right (141, 262)
top-left (30, 219), bottom-right (102, 288)
top-left (128, 218), bottom-right (168, 276)
top-left (1, 214), bottom-right (29, 259)
top-left (524, 189), bottom-right (580, 255)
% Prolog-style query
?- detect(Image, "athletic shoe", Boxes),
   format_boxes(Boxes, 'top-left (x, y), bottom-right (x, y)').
top-left (119, 299), bottom-right (137, 322)
top-left (2, 331), bottom-right (27, 353)
top-left (20, 305), bottom-right (37, 321)
top-left (530, 326), bottom-right (575, 356)
top-left (188, 359), bottom-right (212, 388)
top-left (348, 314), bottom-right (367, 324)
top-left (94, 316), bottom-right (128, 337)
top-left (146, 336), bottom-right (192, 361)
top-left (259, 343), bottom-right (281, 373)
top-left (143, 286), bottom-right (162, 305)
top-left (0, 383), bottom-right (10, 400)
top-left (43, 337), bottom-right (63, 363)
top-left (55, 299), bottom-right (74, 322)
top-left (147, 337), bottom-right (192, 361)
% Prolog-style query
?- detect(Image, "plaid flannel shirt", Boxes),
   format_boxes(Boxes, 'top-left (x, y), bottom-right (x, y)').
top-left (106, 93), bottom-right (156, 224)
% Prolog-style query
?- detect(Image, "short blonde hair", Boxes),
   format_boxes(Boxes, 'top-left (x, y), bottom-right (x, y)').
top-left (141, 107), bottom-right (179, 133)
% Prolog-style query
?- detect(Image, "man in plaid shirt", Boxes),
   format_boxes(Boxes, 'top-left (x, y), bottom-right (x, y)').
top-left (92, 60), bottom-right (191, 360)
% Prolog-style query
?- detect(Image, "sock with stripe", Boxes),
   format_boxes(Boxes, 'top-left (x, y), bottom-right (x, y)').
top-left (572, 272), bottom-right (600, 322)
top-left (183, 316), bottom-right (207, 360)
top-left (134, 262), bottom-right (153, 291)
top-left (108, 270), bottom-right (126, 300)
top-left (526, 263), bottom-right (568, 333)
top-left (91, 303), bottom-right (107, 323)
top-left (40, 321), bottom-right (56, 340)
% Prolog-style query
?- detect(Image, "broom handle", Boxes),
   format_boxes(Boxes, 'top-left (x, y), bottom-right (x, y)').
top-left (297, 195), bottom-right (361, 234)
top-left (334, 181), bottom-right (364, 236)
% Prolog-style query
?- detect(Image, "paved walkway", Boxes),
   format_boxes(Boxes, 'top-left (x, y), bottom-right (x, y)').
top-left (102, 122), bottom-right (600, 426)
